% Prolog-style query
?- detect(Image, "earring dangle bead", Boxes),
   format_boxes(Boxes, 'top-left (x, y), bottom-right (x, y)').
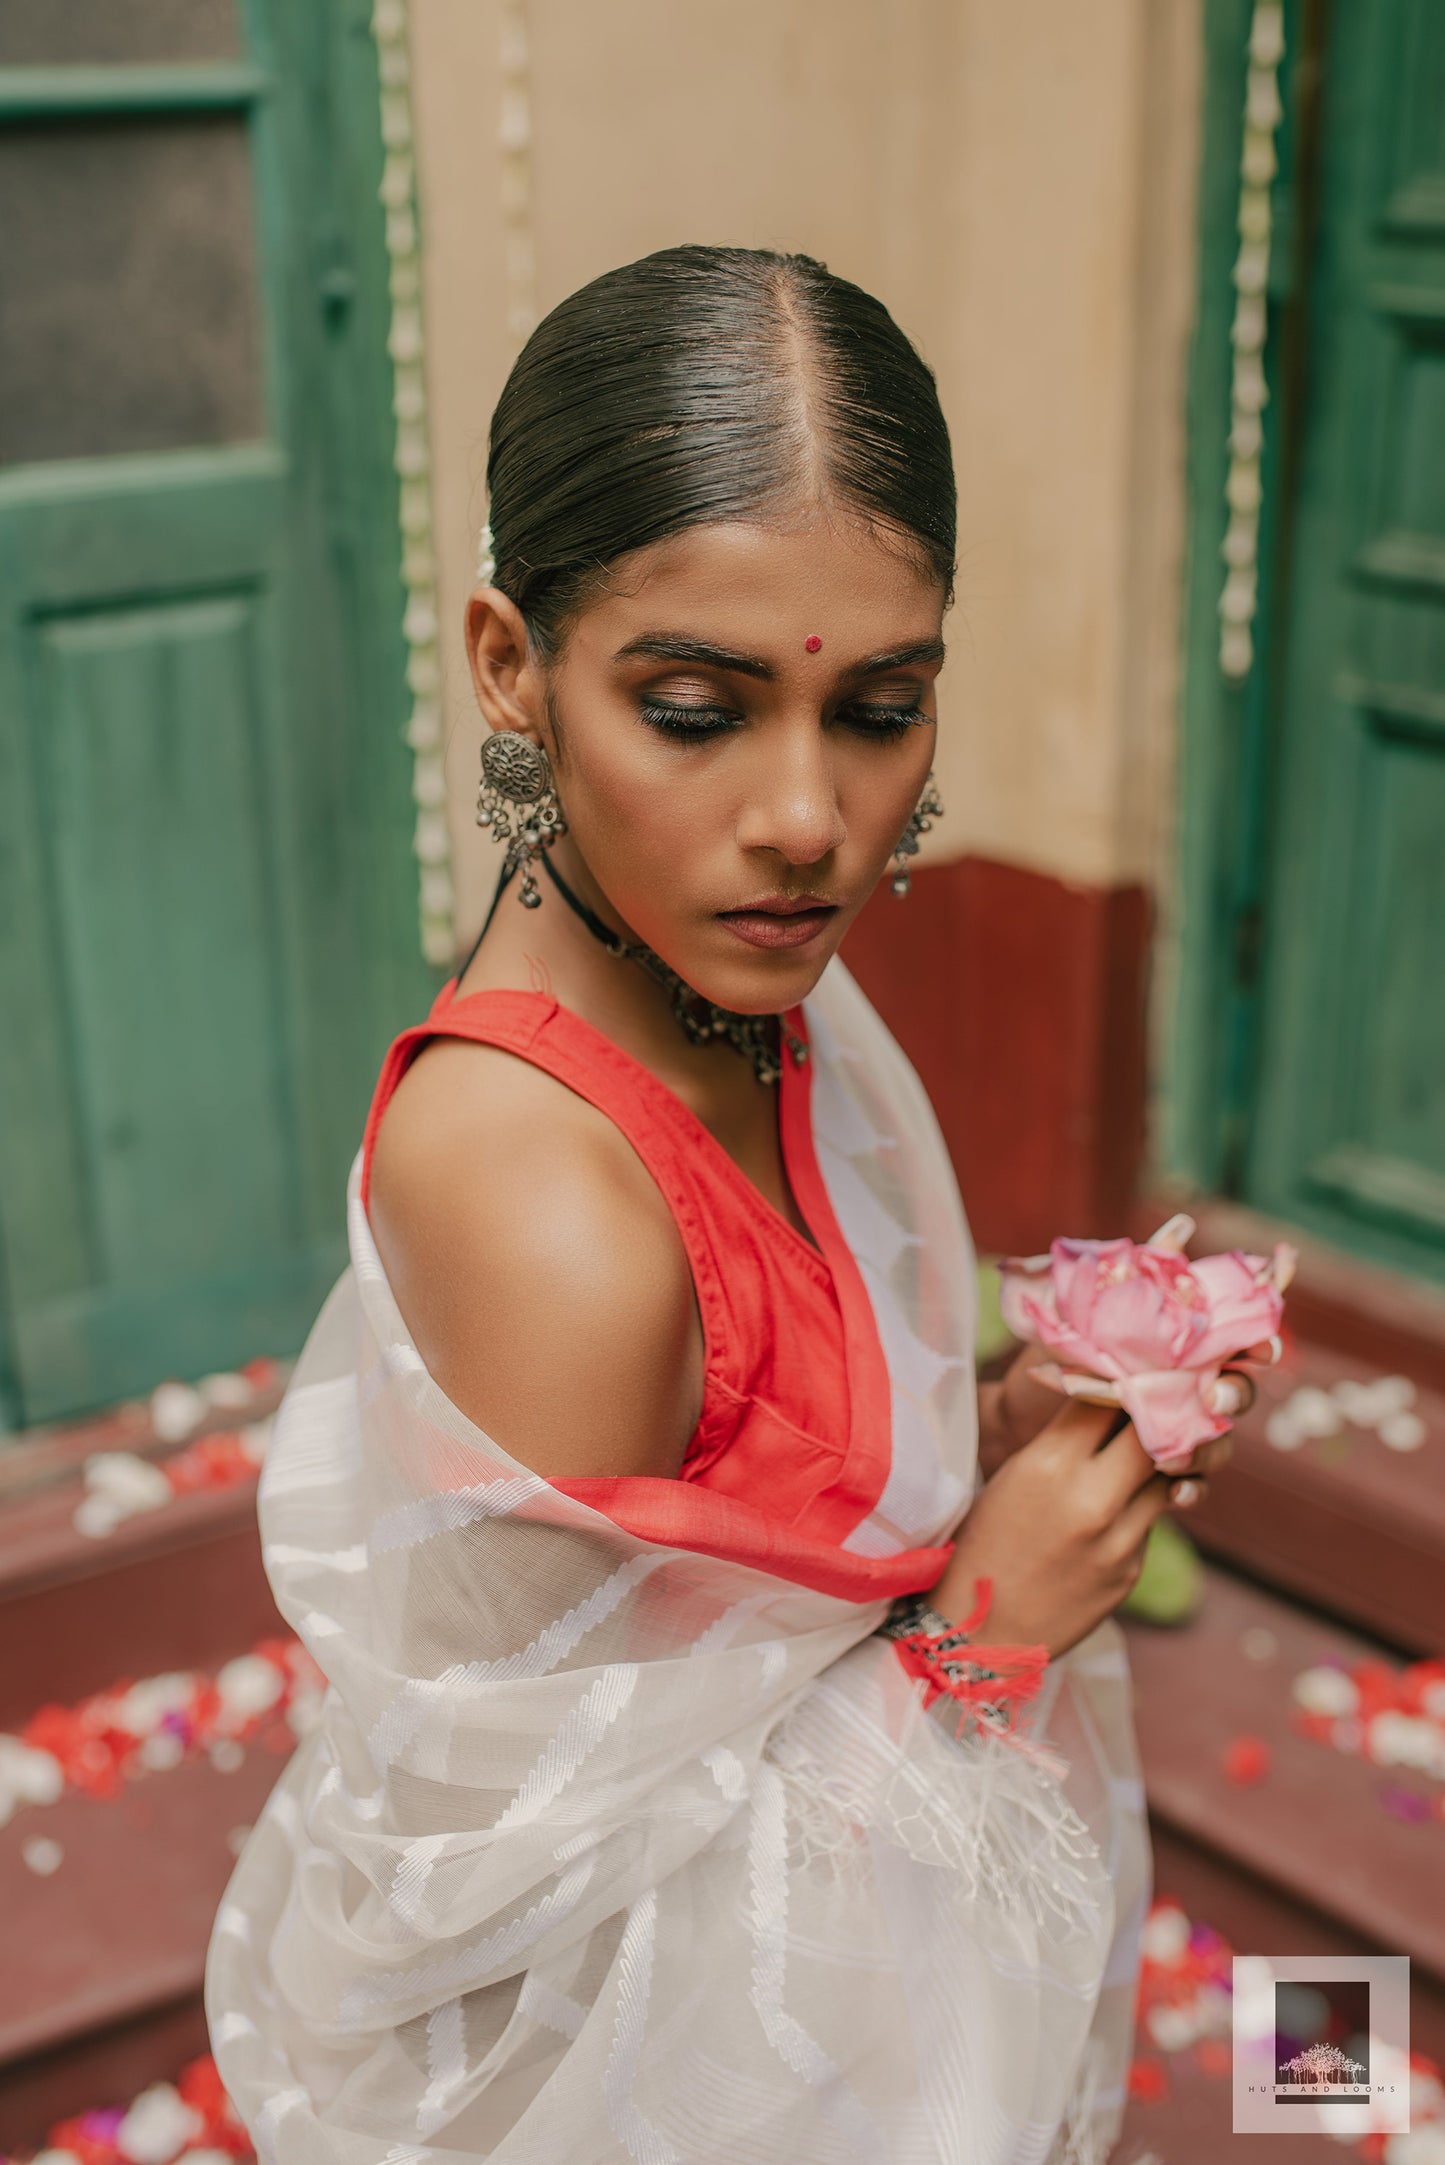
top-left (475, 730), bottom-right (566, 908)
top-left (890, 771), bottom-right (945, 897)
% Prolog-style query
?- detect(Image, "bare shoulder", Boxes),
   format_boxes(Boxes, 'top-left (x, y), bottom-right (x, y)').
top-left (367, 1037), bottom-right (702, 1478)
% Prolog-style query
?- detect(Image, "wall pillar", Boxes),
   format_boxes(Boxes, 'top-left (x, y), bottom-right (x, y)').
top-left (843, 859), bottom-right (1152, 1255)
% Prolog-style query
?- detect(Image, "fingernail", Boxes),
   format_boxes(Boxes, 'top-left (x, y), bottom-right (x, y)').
top-left (1171, 1479), bottom-right (1200, 1508)
top-left (1208, 1375), bottom-right (1246, 1417)
top-left (1148, 1212), bottom-right (1195, 1255)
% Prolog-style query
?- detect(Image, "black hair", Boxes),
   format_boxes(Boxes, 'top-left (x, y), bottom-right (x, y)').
top-left (484, 244), bottom-right (956, 658)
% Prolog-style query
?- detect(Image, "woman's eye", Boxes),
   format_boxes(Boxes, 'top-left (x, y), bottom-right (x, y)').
top-left (838, 701), bottom-right (927, 740)
top-left (638, 698), bottom-right (741, 741)
top-left (638, 695), bottom-right (928, 743)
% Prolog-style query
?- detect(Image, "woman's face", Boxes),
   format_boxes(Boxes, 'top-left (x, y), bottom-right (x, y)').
top-left (469, 512), bottom-right (946, 1016)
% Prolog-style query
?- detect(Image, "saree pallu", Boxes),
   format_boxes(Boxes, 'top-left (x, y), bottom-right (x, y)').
top-left (204, 958), bottom-right (1151, 2165)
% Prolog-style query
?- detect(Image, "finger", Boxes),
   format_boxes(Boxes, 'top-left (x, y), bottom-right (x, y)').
top-left (1114, 1471), bottom-right (1207, 1556)
top-left (1090, 1414), bottom-right (1165, 1510)
top-left (1205, 1369), bottom-right (1255, 1421)
top-left (1001, 1341), bottom-right (1075, 1424)
top-left (1111, 1469), bottom-right (1174, 1556)
top-left (1036, 1395), bottom-right (1122, 1457)
top-left (1181, 1431), bottom-right (1235, 1479)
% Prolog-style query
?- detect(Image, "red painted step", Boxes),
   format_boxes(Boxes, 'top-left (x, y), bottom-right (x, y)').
top-left (0, 1386), bottom-right (285, 1728)
top-left (1123, 1558), bottom-right (1445, 2068)
top-left (1183, 1335), bottom-right (1445, 1657)
top-left (0, 1745), bottom-right (288, 2152)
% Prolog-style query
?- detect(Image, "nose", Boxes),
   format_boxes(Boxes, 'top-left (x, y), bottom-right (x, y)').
top-left (733, 721), bottom-right (848, 866)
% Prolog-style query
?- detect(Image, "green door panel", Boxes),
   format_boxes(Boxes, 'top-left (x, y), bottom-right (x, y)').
top-left (1243, 0), bottom-right (1445, 1280)
top-left (0, 4), bottom-right (432, 1428)
top-left (41, 596), bottom-right (299, 1275)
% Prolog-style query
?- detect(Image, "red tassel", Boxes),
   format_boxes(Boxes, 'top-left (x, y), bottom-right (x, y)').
top-left (890, 1575), bottom-right (1049, 1734)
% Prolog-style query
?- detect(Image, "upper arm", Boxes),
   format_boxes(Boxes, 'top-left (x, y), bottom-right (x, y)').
top-left (367, 1038), bottom-right (704, 1479)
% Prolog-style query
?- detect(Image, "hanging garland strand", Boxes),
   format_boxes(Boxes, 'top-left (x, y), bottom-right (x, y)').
top-left (1218, 0), bottom-right (1286, 682)
top-left (498, 0), bottom-right (540, 350)
top-left (371, 0), bottom-right (539, 963)
top-left (474, 3), bottom-right (538, 574)
top-left (370, 0), bottom-right (454, 968)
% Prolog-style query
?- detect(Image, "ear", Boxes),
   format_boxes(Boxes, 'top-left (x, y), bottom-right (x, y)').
top-left (465, 585), bottom-right (545, 741)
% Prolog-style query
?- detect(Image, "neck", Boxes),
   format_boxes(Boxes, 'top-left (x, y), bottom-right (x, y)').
top-left (458, 835), bottom-right (774, 1085)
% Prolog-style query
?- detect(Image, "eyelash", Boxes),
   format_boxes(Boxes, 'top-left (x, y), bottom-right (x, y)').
top-left (638, 697), bottom-right (927, 744)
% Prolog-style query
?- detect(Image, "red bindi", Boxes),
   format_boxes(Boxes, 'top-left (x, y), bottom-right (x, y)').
top-left (804, 634), bottom-right (822, 653)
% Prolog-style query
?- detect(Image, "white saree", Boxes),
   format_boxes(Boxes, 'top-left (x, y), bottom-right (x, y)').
top-left (205, 956), bottom-right (1151, 2165)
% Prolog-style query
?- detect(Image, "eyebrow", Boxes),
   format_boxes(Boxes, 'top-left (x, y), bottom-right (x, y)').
top-left (611, 634), bottom-right (946, 678)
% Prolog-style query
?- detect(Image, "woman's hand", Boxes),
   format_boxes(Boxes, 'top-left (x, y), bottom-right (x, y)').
top-left (931, 1395), bottom-right (1241, 1661)
top-left (976, 1342), bottom-right (1071, 1478)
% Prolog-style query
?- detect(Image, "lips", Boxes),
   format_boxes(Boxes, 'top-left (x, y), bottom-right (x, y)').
top-left (716, 898), bottom-right (839, 951)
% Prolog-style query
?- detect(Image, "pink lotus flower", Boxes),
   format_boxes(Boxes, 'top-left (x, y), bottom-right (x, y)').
top-left (997, 1214), bottom-right (1296, 1471)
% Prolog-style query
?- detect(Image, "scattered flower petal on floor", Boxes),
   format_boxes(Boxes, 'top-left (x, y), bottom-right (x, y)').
top-left (1380, 1785), bottom-right (1432, 1825)
top-left (115, 2085), bottom-right (203, 2165)
top-left (1222, 1732), bottom-right (1271, 1784)
top-left (196, 1373), bottom-right (254, 1411)
top-left (1283, 1385), bottom-right (1343, 1438)
top-left (148, 1384), bottom-right (209, 1446)
top-left (1126, 2058), bottom-right (1170, 2102)
top-left (1261, 1369), bottom-right (1431, 1458)
top-left (1, 2053), bottom-right (255, 2165)
top-left (0, 1635), bottom-right (325, 1825)
top-left (66, 1365), bottom-right (282, 1539)
top-left (1290, 1650), bottom-right (1445, 1806)
top-left (1293, 1663), bottom-right (1359, 1716)
top-left (1265, 1406), bottom-right (1309, 1450)
top-left (1140, 1902), bottom-right (1192, 1965)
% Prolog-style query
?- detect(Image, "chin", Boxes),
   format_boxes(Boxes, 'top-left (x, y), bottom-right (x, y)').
top-left (687, 926), bottom-right (846, 1015)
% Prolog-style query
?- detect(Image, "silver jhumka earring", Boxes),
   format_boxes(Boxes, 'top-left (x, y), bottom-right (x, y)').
top-left (475, 730), bottom-right (567, 908)
top-left (890, 772), bottom-right (945, 896)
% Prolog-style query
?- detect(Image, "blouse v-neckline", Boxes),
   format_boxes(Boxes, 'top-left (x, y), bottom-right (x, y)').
top-left (440, 980), bottom-right (831, 1280)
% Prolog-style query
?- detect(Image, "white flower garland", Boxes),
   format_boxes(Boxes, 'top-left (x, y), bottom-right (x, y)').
top-left (370, 1), bottom-right (539, 961)
top-left (499, 0), bottom-right (539, 349)
top-left (476, 1), bottom-right (540, 587)
top-left (371, 0), bottom-right (454, 967)
top-left (1218, 0), bottom-right (1285, 682)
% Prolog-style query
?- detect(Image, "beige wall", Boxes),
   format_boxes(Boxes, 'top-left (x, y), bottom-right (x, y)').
top-left (408, 0), bottom-right (1204, 940)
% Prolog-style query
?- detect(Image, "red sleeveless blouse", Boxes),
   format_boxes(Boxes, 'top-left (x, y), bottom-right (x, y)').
top-left (359, 977), bottom-right (955, 1605)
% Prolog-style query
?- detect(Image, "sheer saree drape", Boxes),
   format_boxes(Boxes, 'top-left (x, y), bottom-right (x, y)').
top-left (205, 959), bottom-right (1150, 2165)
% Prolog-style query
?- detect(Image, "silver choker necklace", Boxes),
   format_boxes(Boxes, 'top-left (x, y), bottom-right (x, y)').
top-left (535, 853), bottom-right (808, 1088)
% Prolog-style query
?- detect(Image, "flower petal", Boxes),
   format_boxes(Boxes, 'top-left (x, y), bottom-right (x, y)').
top-left (1049, 1238), bottom-right (1135, 1339)
top-left (1187, 1251), bottom-right (1287, 1365)
top-left (996, 1254), bottom-right (1057, 1343)
top-left (996, 1257), bottom-right (1119, 1371)
top-left (1115, 1369), bottom-right (1228, 1469)
top-left (1087, 1261), bottom-right (1206, 1372)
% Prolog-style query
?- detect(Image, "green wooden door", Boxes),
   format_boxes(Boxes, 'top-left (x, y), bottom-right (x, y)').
top-left (1241, 0), bottom-right (1445, 1281)
top-left (0, 2), bottom-right (432, 1428)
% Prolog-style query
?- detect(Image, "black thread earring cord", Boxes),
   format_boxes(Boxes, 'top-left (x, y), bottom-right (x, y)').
top-left (533, 849), bottom-right (808, 1088)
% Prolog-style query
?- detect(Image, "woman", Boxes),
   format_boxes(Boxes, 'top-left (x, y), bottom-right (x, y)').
top-left (205, 245), bottom-right (1239, 2165)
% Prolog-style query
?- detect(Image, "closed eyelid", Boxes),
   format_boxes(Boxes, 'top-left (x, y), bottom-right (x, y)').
top-left (638, 691), bottom-right (743, 720)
